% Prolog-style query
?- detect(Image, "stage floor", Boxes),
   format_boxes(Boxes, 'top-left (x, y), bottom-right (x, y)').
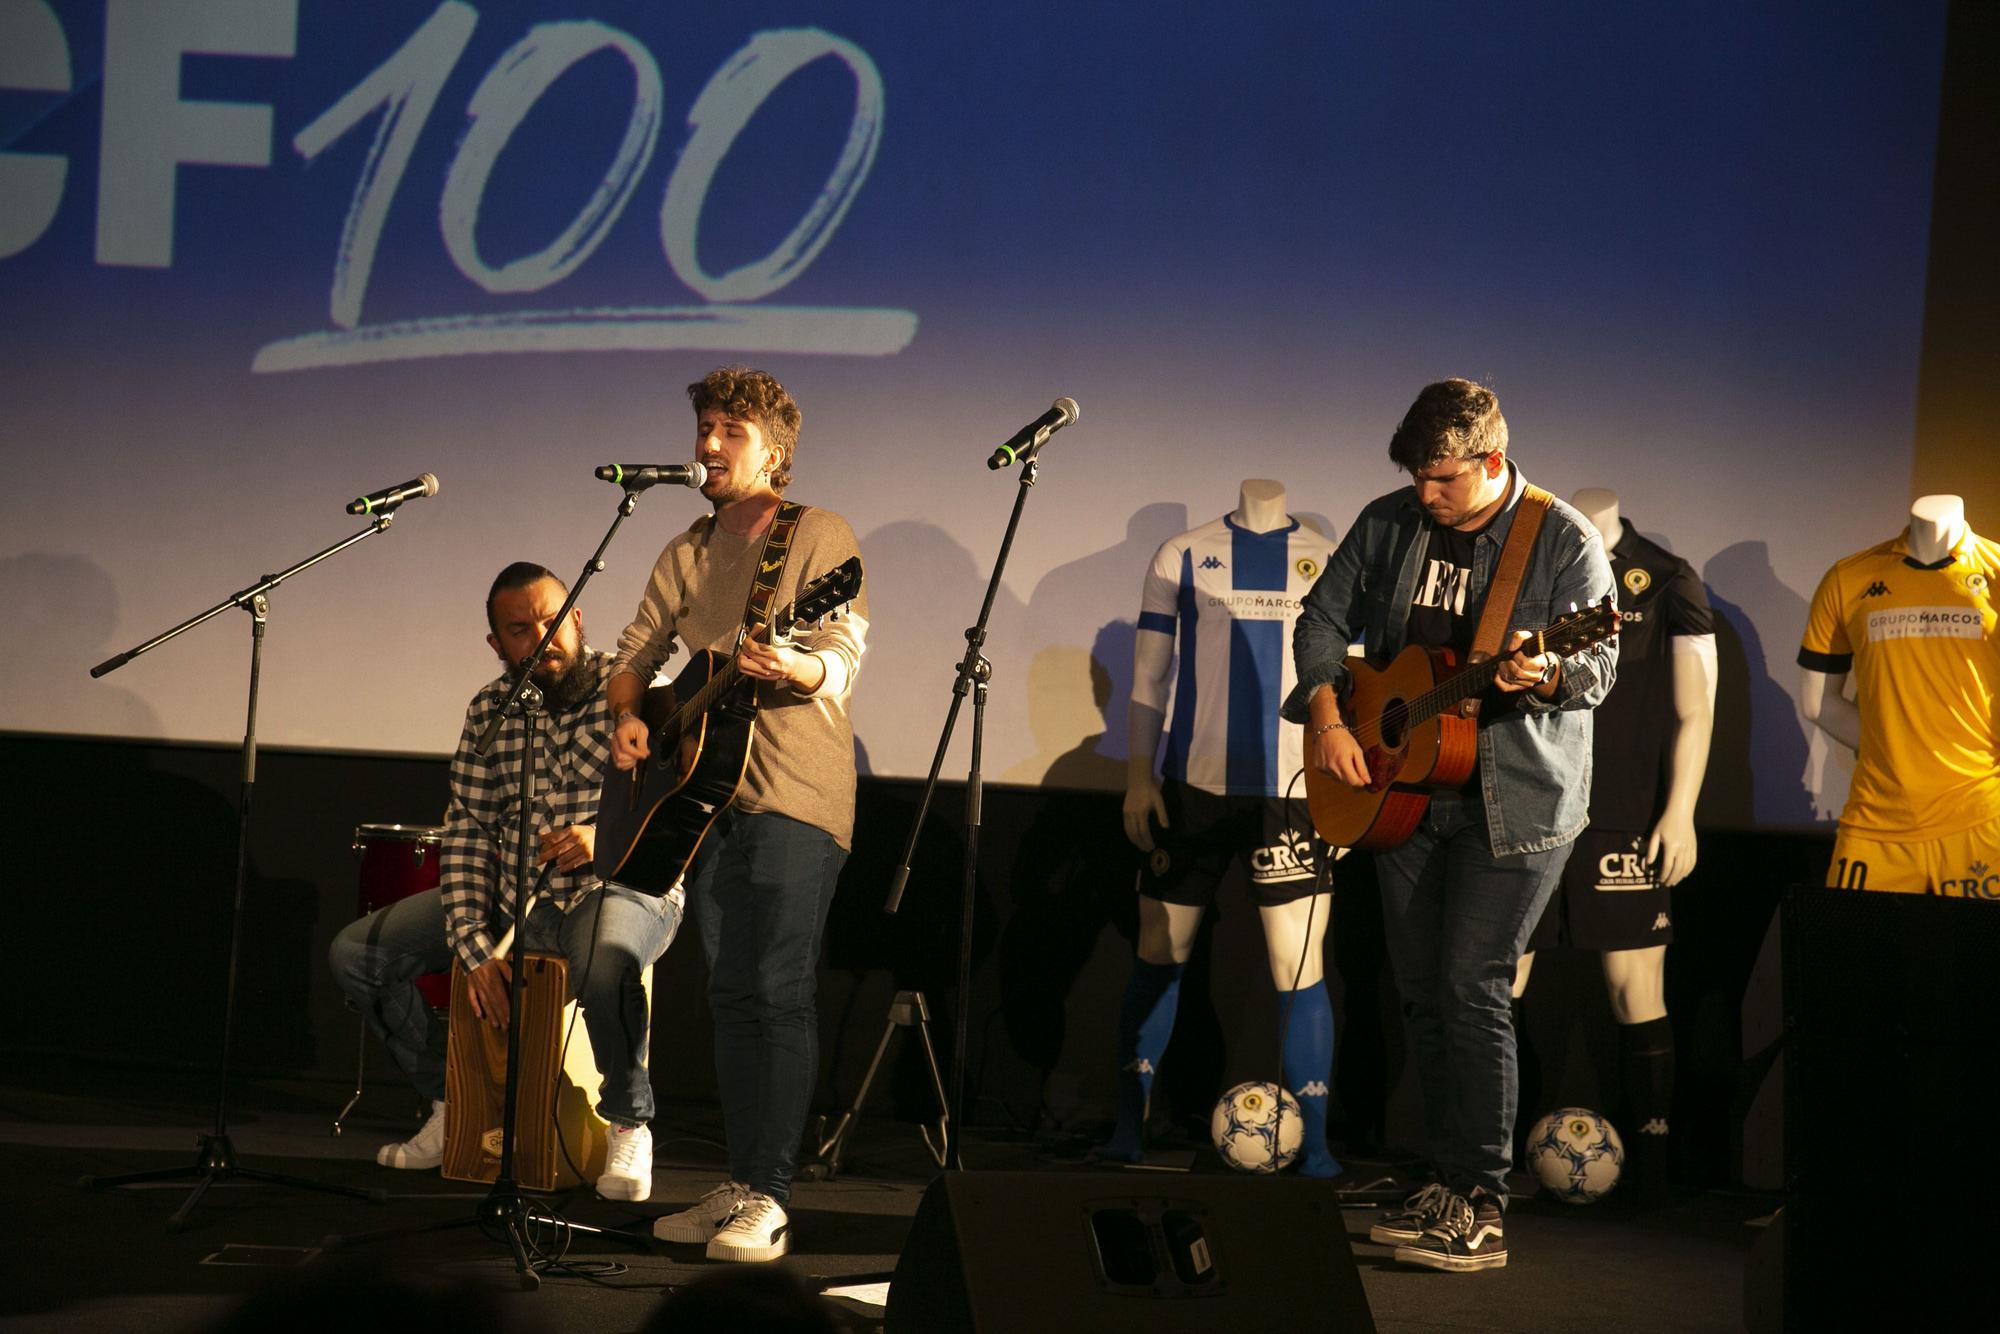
top-left (0, 1058), bottom-right (1764, 1332)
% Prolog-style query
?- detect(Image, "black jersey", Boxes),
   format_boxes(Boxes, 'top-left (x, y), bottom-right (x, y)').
top-left (1589, 522), bottom-right (1713, 828)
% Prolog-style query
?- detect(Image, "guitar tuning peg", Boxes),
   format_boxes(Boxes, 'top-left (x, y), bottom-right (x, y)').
top-left (1569, 601), bottom-right (1578, 613)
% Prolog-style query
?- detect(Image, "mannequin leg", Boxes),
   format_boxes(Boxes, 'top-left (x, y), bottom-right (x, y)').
top-left (1262, 895), bottom-right (1340, 1177)
top-left (1602, 945), bottom-right (1672, 1201)
top-left (1103, 898), bottom-right (1204, 1160)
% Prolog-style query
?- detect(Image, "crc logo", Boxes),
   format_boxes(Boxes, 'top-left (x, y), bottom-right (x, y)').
top-left (1622, 567), bottom-right (1651, 597)
top-left (1940, 860), bottom-right (2000, 899)
top-left (1296, 557), bottom-right (1319, 581)
top-left (1250, 828), bottom-right (1316, 882)
top-left (1595, 840), bottom-right (1653, 890)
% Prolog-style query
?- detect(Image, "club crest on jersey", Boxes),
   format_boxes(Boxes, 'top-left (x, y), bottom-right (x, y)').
top-left (1149, 848), bottom-right (1173, 877)
top-left (1967, 572), bottom-right (1989, 595)
top-left (1623, 567), bottom-right (1651, 596)
top-left (1295, 557), bottom-right (1319, 580)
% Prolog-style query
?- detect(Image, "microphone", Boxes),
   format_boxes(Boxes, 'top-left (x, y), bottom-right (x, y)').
top-left (987, 397), bottom-right (1080, 470)
top-left (595, 463), bottom-right (706, 489)
top-left (346, 473), bottom-right (438, 515)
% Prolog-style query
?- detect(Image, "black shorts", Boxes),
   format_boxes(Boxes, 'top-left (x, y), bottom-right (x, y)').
top-left (1526, 828), bottom-right (1674, 953)
top-left (1137, 781), bottom-right (1327, 908)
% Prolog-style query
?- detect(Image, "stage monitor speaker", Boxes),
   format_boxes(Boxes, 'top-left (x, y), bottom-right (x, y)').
top-left (1781, 885), bottom-right (1997, 1332)
top-left (885, 1170), bottom-right (1374, 1333)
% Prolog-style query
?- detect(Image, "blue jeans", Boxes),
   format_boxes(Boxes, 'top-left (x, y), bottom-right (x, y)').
top-left (328, 882), bottom-right (681, 1124)
top-left (1373, 789), bottom-right (1570, 1200)
top-left (684, 809), bottom-right (846, 1206)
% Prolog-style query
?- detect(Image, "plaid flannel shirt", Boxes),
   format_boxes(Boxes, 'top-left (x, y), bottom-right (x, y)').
top-left (441, 649), bottom-right (615, 973)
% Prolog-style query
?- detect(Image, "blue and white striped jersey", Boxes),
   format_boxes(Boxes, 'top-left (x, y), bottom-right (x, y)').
top-left (1135, 515), bottom-right (1334, 796)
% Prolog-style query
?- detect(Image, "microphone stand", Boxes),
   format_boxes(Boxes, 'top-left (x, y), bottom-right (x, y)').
top-left (81, 515), bottom-right (403, 1230)
top-left (322, 484), bottom-right (655, 1287)
top-left (884, 455), bottom-right (1046, 1171)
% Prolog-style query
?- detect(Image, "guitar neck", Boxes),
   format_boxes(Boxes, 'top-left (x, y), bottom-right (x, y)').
top-left (665, 612), bottom-right (794, 733)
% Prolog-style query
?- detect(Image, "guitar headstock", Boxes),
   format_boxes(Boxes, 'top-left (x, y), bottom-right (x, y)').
top-left (1539, 593), bottom-right (1621, 657)
top-left (775, 556), bottom-right (864, 636)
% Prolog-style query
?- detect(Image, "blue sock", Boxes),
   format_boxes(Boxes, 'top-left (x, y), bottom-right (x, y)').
top-left (1279, 980), bottom-right (1343, 1178)
top-left (1103, 959), bottom-right (1182, 1160)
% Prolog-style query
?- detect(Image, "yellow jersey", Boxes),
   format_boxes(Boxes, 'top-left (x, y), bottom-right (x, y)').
top-left (1798, 528), bottom-right (2000, 838)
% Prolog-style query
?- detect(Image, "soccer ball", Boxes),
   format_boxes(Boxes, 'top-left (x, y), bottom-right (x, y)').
top-left (1210, 1081), bottom-right (1302, 1173)
top-left (1527, 1107), bottom-right (1625, 1203)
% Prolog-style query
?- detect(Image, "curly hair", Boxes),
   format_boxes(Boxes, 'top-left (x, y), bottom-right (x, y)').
top-left (687, 366), bottom-right (802, 492)
top-left (1387, 379), bottom-right (1508, 472)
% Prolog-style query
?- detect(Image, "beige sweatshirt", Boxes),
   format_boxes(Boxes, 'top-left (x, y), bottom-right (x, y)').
top-left (611, 505), bottom-right (868, 847)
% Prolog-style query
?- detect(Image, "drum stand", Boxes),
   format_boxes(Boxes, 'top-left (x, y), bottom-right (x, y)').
top-left (800, 990), bottom-right (951, 1181)
top-left (82, 517), bottom-right (403, 1229)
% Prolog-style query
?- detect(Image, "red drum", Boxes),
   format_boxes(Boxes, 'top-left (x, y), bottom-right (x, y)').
top-left (353, 823), bottom-right (452, 1011)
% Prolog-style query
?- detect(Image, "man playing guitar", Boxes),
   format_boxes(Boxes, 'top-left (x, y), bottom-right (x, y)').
top-left (1284, 379), bottom-right (1616, 1272)
top-left (607, 366), bottom-right (868, 1263)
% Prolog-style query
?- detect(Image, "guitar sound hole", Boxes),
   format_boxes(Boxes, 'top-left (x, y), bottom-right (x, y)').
top-left (1380, 700), bottom-right (1406, 750)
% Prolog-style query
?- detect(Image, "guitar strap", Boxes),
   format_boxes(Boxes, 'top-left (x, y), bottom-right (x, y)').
top-left (740, 500), bottom-right (808, 637)
top-left (1459, 482), bottom-right (1554, 719)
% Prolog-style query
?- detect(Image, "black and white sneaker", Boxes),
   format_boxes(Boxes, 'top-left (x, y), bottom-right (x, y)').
top-left (1368, 1181), bottom-right (1452, 1245)
top-left (706, 1191), bottom-right (790, 1262)
top-left (1394, 1190), bottom-right (1507, 1272)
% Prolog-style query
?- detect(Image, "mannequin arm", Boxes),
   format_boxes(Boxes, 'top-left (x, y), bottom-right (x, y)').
top-left (1798, 667), bottom-right (1861, 752)
top-left (1648, 645), bottom-right (1715, 887)
top-left (1124, 703), bottom-right (1168, 850)
top-left (1124, 624), bottom-right (1175, 851)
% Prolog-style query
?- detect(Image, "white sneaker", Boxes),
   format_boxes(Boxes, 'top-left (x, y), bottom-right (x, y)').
top-left (706, 1192), bottom-right (790, 1262)
top-left (653, 1180), bottom-right (750, 1243)
top-left (376, 1099), bottom-right (447, 1170)
top-left (597, 1122), bottom-right (653, 1202)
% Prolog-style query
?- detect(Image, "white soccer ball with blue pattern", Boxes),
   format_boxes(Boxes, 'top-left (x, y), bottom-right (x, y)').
top-left (1210, 1081), bottom-right (1302, 1173)
top-left (1528, 1107), bottom-right (1625, 1203)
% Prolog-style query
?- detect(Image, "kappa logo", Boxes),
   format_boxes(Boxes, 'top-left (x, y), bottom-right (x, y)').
top-left (1652, 912), bottom-right (1671, 931)
top-left (1122, 1058), bottom-right (1155, 1075)
top-left (1296, 1080), bottom-right (1329, 1098)
top-left (1861, 581), bottom-right (1891, 597)
top-left (1199, 555), bottom-right (1226, 570)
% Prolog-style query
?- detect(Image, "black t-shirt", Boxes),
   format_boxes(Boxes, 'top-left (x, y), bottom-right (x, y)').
top-left (1588, 521), bottom-right (1714, 828)
top-left (1406, 521), bottom-right (1480, 658)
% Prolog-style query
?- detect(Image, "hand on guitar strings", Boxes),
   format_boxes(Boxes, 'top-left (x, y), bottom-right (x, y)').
top-left (537, 823), bottom-right (596, 874)
top-left (1493, 629), bottom-right (1560, 697)
top-left (467, 957), bottom-right (513, 1030)
top-left (737, 623), bottom-right (827, 693)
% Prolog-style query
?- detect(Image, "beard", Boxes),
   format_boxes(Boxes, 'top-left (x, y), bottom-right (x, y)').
top-left (513, 642), bottom-right (596, 714)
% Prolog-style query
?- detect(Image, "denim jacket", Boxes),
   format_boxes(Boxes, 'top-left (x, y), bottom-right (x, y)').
top-left (1280, 465), bottom-right (1617, 855)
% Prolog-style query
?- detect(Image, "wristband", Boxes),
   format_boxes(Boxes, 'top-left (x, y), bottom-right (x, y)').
top-left (615, 709), bottom-right (641, 727)
top-left (1308, 720), bottom-right (1350, 739)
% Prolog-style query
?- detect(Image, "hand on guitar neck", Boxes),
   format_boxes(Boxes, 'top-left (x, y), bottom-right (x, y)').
top-left (1309, 629), bottom-right (1562, 789)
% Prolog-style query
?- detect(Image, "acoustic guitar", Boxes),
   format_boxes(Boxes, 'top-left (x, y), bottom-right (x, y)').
top-left (1303, 596), bottom-right (1620, 850)
top-left (593, 556), bottom-right (862, 894)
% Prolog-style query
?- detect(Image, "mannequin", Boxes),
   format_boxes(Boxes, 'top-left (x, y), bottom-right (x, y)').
top-left (1798, 495), bottom-right (1965, 751)
top-left (1798, 495), bottom-right (2000, 895)
top-left (1514, 487), bottom-right (1715, 1201)
top-left (1108, 479), bottom-right (1341, 1175)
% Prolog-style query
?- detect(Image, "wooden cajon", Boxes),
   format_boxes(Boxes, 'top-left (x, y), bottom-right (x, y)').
top-left (440, 952), bottom-right (654, 1191)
